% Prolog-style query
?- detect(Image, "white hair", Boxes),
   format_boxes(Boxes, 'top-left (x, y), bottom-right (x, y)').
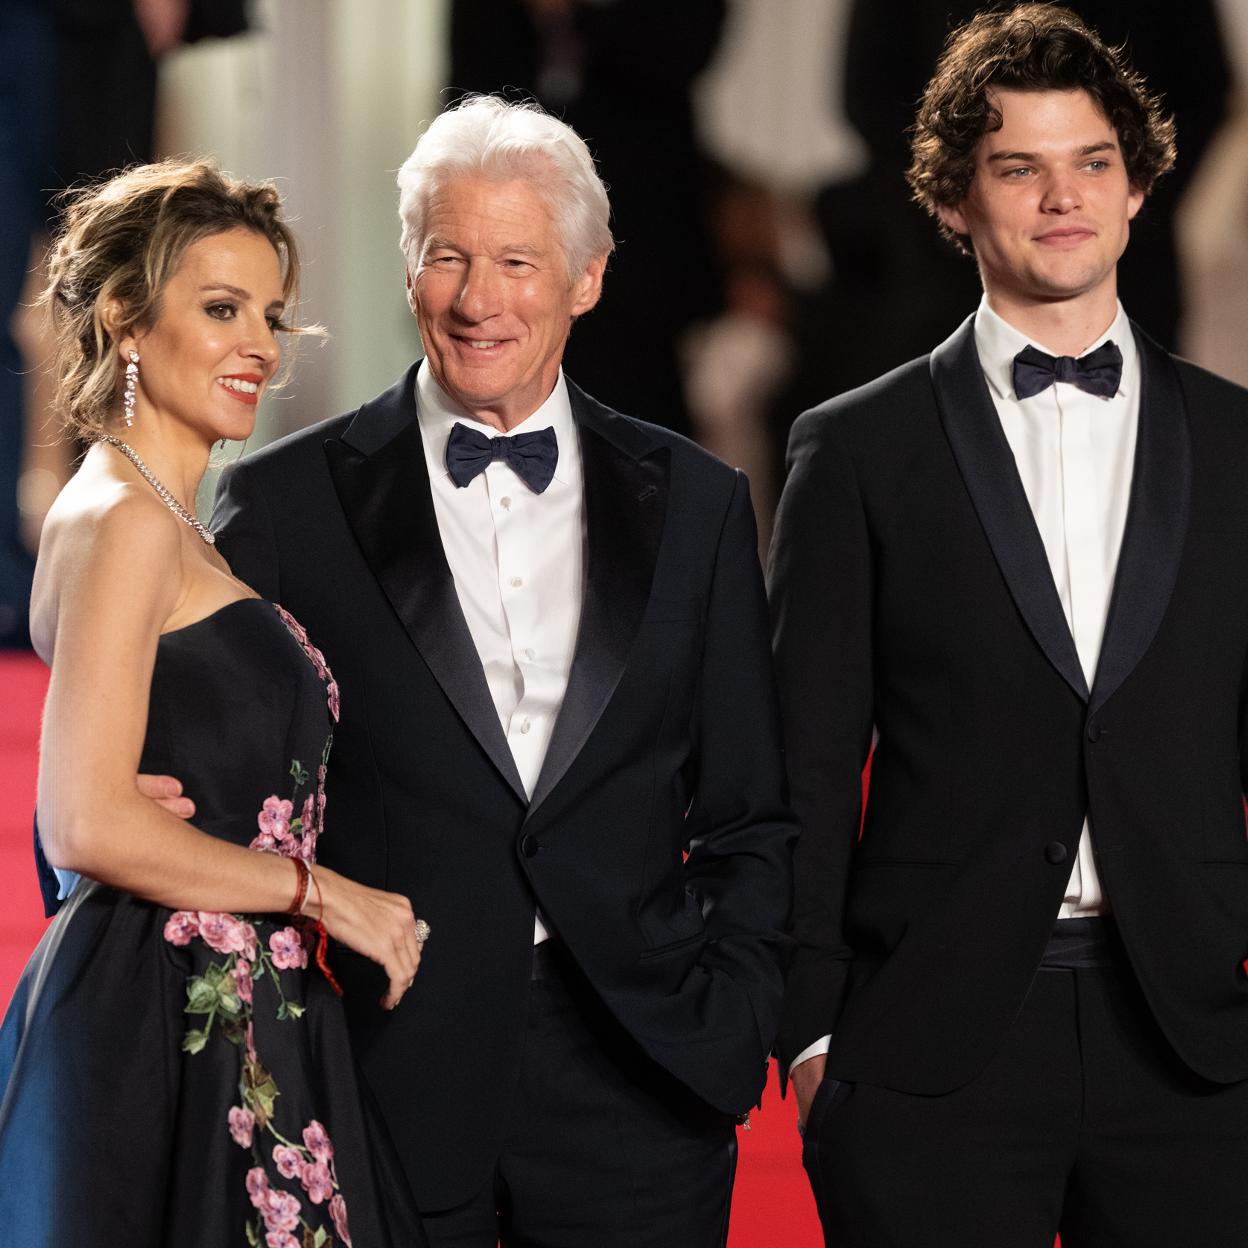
top-left (397, 95), bottom-right (615, 280)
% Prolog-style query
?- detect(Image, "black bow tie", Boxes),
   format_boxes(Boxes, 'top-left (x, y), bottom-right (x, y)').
top-left (445, 422), bottom-right (559, 494)
top-left (1011, 340), bottom-right (1123, 401)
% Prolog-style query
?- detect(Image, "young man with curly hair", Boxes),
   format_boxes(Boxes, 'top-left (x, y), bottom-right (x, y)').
top-left (771, 6), bottom-right (1248, 1245)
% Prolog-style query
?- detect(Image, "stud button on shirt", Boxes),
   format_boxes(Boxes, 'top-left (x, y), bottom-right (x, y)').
top-left (416, 361), bottom-right (586, 946)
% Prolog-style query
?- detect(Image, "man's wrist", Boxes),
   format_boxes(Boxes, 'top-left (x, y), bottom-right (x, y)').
top-left (790, 1034), bottom-right (832, 1076)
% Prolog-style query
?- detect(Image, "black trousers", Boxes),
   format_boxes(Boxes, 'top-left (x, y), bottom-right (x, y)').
top-left (803, 921), bottom-right (1248, 1247)
top-left (421, 943), bottom-right (738, 1248)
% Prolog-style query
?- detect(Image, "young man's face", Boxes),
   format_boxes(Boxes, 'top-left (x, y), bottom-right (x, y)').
top-left (938, 88), bottom-right (1144, 315)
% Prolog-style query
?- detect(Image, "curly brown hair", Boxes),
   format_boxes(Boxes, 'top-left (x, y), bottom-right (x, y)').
top-left (42, 159), bottom-right (308, 440)
top-left (907, 3), bottom-right (1176, 252)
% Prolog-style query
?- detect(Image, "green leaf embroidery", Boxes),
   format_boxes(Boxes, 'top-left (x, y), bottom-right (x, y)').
top-left (182, 1029), bottom-right (208, 1055)
top-left (243, 1058), bottom-right (280, 1128)
top-left (185, 976), bottom-right (219, 1014)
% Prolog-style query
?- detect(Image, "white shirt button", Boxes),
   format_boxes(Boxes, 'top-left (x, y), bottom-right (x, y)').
top-left (519, 718), bottom-right (532, 735)
top-left (524, 647), bottom-right (536, 661)
top-left (499, 496), bottom-right (512, 510)
top-left (510, 576), bottom-right (523, 589)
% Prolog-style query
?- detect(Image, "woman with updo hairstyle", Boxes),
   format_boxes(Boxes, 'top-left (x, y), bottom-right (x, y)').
top-left (0, 161), bottom-right (428, 1247)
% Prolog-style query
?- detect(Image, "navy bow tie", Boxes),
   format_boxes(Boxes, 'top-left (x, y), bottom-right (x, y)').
top-left (1011, 340), bottom-right (1123, 401)
top-left (445, 422), bottom-right (559, 494)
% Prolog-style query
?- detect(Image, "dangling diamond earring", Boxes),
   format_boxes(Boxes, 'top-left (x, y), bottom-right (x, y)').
top-left (123, 350), bottom-right (140, 428)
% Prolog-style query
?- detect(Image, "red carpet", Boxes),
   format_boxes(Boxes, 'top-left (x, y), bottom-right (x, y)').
top-left (0, 652), bottom-right (821, 1246)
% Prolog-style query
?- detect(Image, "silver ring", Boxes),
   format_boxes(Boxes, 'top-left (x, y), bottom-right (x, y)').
top-left (413, 918), bottom-right (431, 943)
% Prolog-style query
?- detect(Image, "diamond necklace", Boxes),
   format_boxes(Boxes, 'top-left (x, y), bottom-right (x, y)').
top-left (99, 435), bottom-right (216, 546)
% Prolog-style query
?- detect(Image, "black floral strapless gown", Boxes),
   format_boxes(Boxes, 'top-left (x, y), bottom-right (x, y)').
top-left (0, 599), bottom-right (427, 1247)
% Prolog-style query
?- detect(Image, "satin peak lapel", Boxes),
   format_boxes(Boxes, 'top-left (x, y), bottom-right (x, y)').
top-left (324, 367), bottom-right (527, 802)
top-left (527, 385), bottom-right (669, 815)
top-left (1088, 327), bottom-right (1190, 714)
top-left (931, 316), bottom-right (1089, 702)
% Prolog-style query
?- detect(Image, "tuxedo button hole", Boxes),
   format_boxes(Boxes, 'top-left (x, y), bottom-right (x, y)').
top-left (520, 834), bottom-right (542, 858)
top-left (1045, 841), bottom-right (1069, 865)
top-left (1086, 720), bottom-right (1104, 742)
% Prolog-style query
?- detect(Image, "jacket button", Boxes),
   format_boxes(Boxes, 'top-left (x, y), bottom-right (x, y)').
top-left (520, 834), bottom-right (541, 859)
top-left (1045, 841), bottom-right (1068, 865)
top-left (1086, 720), bottom-right (1102, 742)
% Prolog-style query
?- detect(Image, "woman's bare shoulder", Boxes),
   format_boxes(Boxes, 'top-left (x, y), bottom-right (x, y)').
top-left (31, 465), bottom-right (185, 660)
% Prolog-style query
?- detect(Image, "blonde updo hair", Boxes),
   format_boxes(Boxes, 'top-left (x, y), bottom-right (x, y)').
top-left (43, 159), bottom-right (305, 440)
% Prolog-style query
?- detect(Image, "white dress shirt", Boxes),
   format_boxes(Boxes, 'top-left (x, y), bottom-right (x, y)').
top-left (415, 361), bottom-right (587, 945)
top-left (791, 298), bottom-right (1140, 1078)
top-left (974, 296), bottom-right (1140, 919)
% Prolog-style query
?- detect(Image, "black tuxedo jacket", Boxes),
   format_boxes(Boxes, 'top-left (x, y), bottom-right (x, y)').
top-left (771, 315), bottom-right (1248, 1094)
top-left (209, 367), bottom-right (796, 1209)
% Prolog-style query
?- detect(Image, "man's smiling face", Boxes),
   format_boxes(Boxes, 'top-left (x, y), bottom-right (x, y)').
top-left (408, 173), bottom-right (604, 431)
top-left (938, 88), bottom-right (1144, 315)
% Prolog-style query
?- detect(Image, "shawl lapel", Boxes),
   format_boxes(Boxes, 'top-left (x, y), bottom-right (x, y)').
top-left (526, 382), bottom-right (669, 816)
top-left (324, 366), bottom-right (527, 802)
top-left (931, 316), bottom-right (1089, 702)
top-left (1088, 325), bottom-right (1190, 714)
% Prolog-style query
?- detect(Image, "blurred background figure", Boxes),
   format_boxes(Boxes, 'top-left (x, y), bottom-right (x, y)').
top-left (0, 0), bottom-right (51, 648)
top-left (691, 0), bottom-right (866, 550)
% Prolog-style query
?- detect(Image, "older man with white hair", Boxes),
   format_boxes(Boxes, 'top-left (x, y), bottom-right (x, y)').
top-left (207, 96), bottom-right (795, 1245)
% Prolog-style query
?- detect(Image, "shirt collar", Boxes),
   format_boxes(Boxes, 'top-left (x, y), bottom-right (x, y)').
top-left (973, 295), bottom-right (1137, 404)
top-left (414, 359), bottom-right (580, 489)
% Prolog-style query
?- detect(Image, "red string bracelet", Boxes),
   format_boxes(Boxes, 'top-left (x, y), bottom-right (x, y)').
top-left (303, 868), bottom-right (342, 997)
top-left (287, 858), bottom-right (310, 915)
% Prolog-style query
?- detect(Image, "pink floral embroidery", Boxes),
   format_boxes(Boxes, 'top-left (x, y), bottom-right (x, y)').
top-left (257, 796), bottom-right (295, 845)
top-left (306, 642), bottom-right (329, 678)
top-left (163, 911), bottom-right (199, 945)
top-left (272, 604), bottom-right (340, 723)
top-left (273, 1144), bottom-right (302, 1180)
top-left (196, 911), bottom-right (256, 958)
top-left (300, 1159), bottom-right (334, 1204)
top-left (297, 794), bottom-right (320, 864)
top-left (265, 1232), bottom-right (299, 1248)
top-left (330, 1193), bottom-right (352, 1246)
top-left (263, 1188), bottom-right (302, 1232)
top-left (302, 1119), bottom-right (334, 1163)
top-left (233, 958), bottom-right (254, 1005)
top-left (246, 1166), bottom-right (270, 1209)
top-left (269, 926), bottom-right (308, 971)
top-left (229, 1106), bottom-right (255, 1149)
